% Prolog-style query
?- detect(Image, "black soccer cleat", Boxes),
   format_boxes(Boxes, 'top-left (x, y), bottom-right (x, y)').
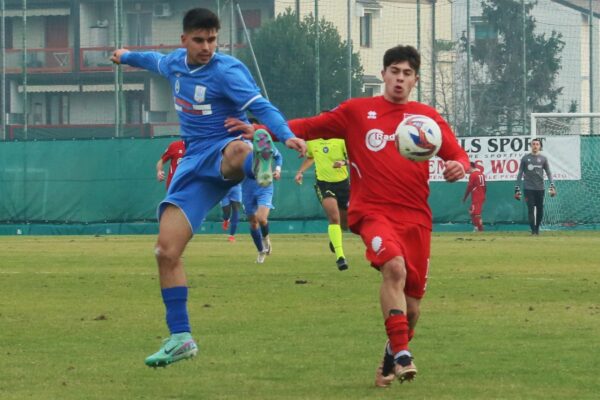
top-left (375, 341), bottom-right (396, 387)
top-left (336, 257), bottom-right (349, 271)
top-left (394, 355), bottom-right (417, 383)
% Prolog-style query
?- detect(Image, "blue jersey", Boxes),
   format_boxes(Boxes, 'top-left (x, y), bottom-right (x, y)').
top-left (242, 147), bottom-right (283, 214)
top-left (121, 50), bottom-right (294, 145)
top-left (220, 183), bottom-right (242, 207)
top-left (272, 146), bottom-right (283, 170)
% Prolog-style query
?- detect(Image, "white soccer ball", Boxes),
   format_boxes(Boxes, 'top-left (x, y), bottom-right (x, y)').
top-left (395, 115), bottom-right (442, 161)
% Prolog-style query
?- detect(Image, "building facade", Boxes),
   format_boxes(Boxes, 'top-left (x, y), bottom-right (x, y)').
top-left (0, 0), bottom-right (596, 140)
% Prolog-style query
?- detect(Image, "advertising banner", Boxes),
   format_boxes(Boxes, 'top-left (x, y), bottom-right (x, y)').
top-left (429, 136), bottom-right (581, 182)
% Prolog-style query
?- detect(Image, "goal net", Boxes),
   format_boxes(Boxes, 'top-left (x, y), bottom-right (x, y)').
top-left (530, 113), bottom-right (600, 229)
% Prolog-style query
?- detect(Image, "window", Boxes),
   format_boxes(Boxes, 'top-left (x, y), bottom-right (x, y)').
top-left (47, 94), bottom-right (69, 124)
top-left (474, 23), bottom-right (496, 40)
top-left (5, 18), bottom-right (13, 49)
top-left (471, 17), bottom-right (496, 41)
top-left (360, 13), bottom-right (372, 48)
top-left (126, 92), bottom-right (144, 124)
top-left (236, 10), bottom-right (261, 45)
top-left (363, 84), bottom-right (381, 97)
top-left (126, 12), bottom-right (152, 46)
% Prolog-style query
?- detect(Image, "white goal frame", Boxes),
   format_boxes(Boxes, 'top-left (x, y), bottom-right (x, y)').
top-left (529, 112), bottom-right (600, 229)
top-left (530, 112), bottom-right (600, 137)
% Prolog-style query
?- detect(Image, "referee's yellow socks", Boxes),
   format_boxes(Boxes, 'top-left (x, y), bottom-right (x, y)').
top-left (328, 224), bottom-right (345, 259)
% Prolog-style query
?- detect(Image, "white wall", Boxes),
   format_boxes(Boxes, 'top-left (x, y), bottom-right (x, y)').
top-left (70, 92), bottom-right (115, 124)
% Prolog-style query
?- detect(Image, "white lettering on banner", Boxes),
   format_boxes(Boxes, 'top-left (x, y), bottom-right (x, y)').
top-left (429, 135), bottom-right (581, 182)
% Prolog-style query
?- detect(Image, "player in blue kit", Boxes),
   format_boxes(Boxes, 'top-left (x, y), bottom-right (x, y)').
top-left (111, 8), bottom-right (305, 368)
top-left (220, 183), bottom-right (242, 242)
top-left (243, 145), bottom-right (283, 263)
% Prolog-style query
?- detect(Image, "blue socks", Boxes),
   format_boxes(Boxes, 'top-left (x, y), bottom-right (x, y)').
top-left (243, 152), bottom-right (255, 179)
top-left (222, 206), bottom-right (231, 221)
top-left (250, 228), bottom-right (264, 252)
top-left (230, 208), bottom-right (239, 236)
top-left (161, 286), bottom-right (190, 334)
top-left (260, 222), bottom-right (269, 238)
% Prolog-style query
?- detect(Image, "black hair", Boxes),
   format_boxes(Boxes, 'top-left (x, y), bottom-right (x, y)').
top-left (383, 45), bottom-right (420, 73)
top-left (470, 162), bottom-right (476, 168)
top-left (183, 8), bottom-right (220, 32)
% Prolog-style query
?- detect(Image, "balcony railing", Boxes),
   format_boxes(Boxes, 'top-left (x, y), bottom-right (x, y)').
top-left (5, 48), bottom-right (74, 73)
top-left (3, 44), bottom-right (249, 74)
top-left (80, 45), bottom-right (179, 72)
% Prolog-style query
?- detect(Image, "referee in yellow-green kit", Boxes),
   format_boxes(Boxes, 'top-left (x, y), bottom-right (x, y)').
top-left (295, 138), bottom-right (350, 270)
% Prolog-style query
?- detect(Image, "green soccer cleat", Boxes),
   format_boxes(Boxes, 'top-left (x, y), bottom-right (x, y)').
top-left (252, 129), bottom-right (274, 187)
top-left (144, 332), bottom-right (198, 368)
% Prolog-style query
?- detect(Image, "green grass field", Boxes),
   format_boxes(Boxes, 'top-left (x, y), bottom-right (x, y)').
top-left (1, 231), bottom-right (599, 399)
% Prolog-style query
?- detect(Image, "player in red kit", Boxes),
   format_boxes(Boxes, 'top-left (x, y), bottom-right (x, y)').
top-left (156, 140), bottom-right (186, 189)
top-left (463, 162), bottom-right (486, 232)
top-left (261, 45), bottom-right (469, 386)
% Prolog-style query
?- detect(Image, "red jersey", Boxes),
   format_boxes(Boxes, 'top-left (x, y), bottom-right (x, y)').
top-left (463, 168), bottom-right (486, 203)
top-left (289, 97), bottom-right (470, 230)
top-left (161, 140), bottom-right (186, 189)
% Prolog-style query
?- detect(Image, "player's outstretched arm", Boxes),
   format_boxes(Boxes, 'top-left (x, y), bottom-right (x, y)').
top-left (434, 115), bottom-right (469, 181)
top-left (225, 117), bottom-right (306, 157)
top-left (285, 137), bottom-right (306, 157)
top-left (156, 159), bottom-right (165, 182)
top-left (110, 49), bottom-right (130, 64)
top-left (225, 117), bottom-right (255, 137)
top-left (111, 49), bottom-right (165, 74)
top-left (294, 158), bottom-right (315, 185)
top-left (443, 161), bottom-right (466, 182)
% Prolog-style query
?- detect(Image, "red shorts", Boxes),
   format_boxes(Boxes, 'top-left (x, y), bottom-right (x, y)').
top-left (469, 200), bottom-right (484, 215)
top-left (354, 215), bottom-right (431, 299)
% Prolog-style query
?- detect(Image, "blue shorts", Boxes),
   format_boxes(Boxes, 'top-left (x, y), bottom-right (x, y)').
top-left (220, 183), bottom-right (242, 207)
top-left (242, 178), bottom-right (274, 216)
top-left (158, 137), bottom-right (243, 232)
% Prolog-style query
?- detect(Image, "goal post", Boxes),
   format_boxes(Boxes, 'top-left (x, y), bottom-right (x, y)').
top-left (529, 112), bottom-right (600, 229)
top-left (530, 112), bottom-right (600, 137)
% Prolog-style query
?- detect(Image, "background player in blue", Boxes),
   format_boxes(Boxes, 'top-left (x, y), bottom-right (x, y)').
top-left (243, 145), bottom-right (283, 263)
top-left (220, 183), bottom-right (242, 242)
top-left (111, 8), bottom-right (306, 368)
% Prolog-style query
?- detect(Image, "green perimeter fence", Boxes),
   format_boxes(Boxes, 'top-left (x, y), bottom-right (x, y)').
top-left (1, 136), bottom-right (599, 235)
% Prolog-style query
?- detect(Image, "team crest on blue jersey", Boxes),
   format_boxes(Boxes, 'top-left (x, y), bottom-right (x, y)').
top-left (194, 85), bottom-right (207, 103)
top-left (175, 80), bottom-right (180, 94)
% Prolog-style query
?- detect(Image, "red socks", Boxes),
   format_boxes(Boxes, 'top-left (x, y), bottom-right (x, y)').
top-left (472, 215), bottom-right (483, 231)
top-left (385, 313), bottom-right (409, 353)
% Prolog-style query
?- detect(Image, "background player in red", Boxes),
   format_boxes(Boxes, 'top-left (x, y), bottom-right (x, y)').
top-left (242, 45), bottom-right (470, 387)
top-left (463, 162), bottom-right (487, 232)
top-left (156, 139), bottom-right (186, 189)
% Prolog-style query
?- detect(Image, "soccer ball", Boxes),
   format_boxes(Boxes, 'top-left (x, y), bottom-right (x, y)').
top-left (395, 115), bottom-right (442, 161)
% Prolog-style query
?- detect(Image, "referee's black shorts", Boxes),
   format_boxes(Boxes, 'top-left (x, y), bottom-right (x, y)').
top-left (314, 179), bottom-right (350, 210)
